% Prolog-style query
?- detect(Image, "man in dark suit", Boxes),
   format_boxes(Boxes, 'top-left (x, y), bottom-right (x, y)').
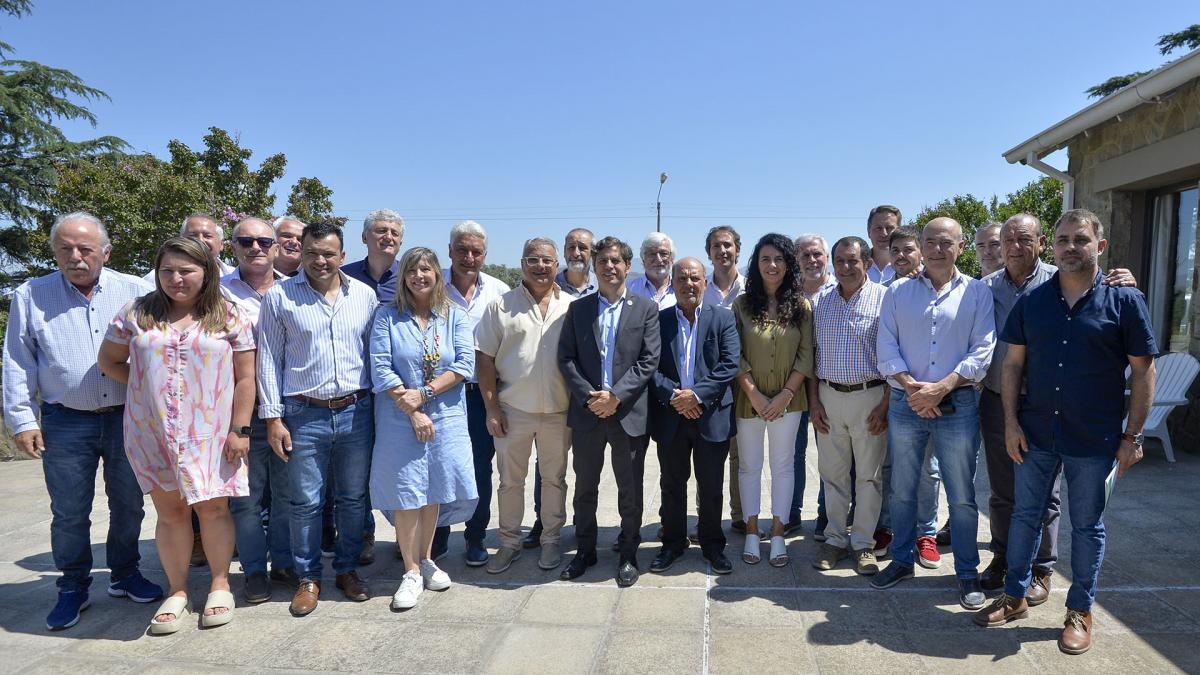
top-left (649, 258), bottom-right (740, 575)
top-left (558, 236), bottom-right (661, 587)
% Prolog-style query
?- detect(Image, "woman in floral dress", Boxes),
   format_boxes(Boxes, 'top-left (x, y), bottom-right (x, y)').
top-left (99, 236), bottom-right (256, 633)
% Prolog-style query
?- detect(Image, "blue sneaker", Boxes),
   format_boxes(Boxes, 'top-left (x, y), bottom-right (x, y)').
top-left (464, 541), bottom-right (489, 567)
top-left (107, 572), bottom-right (164, 603)
top-left (46, 590), bottom-right (90, 631)
top-left (869, 562), bottom-right (914, 590)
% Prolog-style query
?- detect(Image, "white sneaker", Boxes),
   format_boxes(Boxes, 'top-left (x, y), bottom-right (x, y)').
top-left (419, 558), bottom-right (452, 591)
top-left (391, 571), bottom-right (423, 610)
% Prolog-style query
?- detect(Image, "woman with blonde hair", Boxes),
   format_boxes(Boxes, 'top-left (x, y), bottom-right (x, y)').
top-left (368, 247), bottom-right (476, 610)
top-left (99, 236), bottom-right (256, 633)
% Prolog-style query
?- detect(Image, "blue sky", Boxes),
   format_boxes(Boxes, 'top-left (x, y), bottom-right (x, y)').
top-left (5, 1), bottom-right (1196, 266)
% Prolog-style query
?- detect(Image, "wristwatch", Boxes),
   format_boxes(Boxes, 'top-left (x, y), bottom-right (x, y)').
top-left (1120, 432), bottom-right (1144, 446)
top-left (230, 425), bottom-right (252, 438)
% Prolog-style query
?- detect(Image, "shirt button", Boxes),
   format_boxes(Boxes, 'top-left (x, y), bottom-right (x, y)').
top-left (1058, 363), bottom-right (1063, 367)
top-left (1054, 410), bottom-right (1059, 415)
top-left (1055, 387), bottom-right (1060, 391)
top-left (1062, 340), bottom-right (1067, 344)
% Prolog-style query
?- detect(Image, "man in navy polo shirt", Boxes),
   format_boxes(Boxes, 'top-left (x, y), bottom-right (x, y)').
top-left (974, 209), bottom-right (1157, 656)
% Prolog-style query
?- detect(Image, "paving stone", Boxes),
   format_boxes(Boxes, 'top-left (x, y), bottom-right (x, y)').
top-left (483, 625), bottom-right (603, 674)
top-left (596, 628), bottom-right (703, 675)
top-left (260, 618), bottom-right (401, 672)
top-left (708, 627), bottom-right (818, 674)
top-left (805, 631), bottom-right (925, 674)
top-left (906, 629), bottom-right (1036, 672)
top-left (517, 585), bottom-right (618, 626)
top-left (794, 589), bottom-right (906, 632)
top-left (157, 616), bottom-right (305, 667)
top-left (18, 654), bottom-right (136, 674)
top-left (1019, 630), bottom-right (1182, 673)
top-left (707, 589), bottom-right (805, 628)
top-left (417, 583), bottom-right (531, 624)
top-left (613, 587), bottom-right (705, 629)
top-left (376, 621), bottom-right (496, 673)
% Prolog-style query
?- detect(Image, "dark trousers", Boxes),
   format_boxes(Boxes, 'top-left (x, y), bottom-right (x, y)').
top-left (435, 387), bottom-right (496, 547)
top-left (572, 419), bottom-right (649, 563)
top-left (980, 388), bottom-right (1060, 572)
top-left (658, 420), bottom-right (729, 556)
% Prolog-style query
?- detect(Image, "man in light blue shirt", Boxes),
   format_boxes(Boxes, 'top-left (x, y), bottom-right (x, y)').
top-left (871, 217), bottom-right (995, 611)
top-left (257, 221), bottom-right (378, 616)
top-left (628, 232), bottom-right (677, 309)
top-left (3, 211), bottom-right (162, 630)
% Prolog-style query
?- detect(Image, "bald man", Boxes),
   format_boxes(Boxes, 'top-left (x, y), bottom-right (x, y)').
top-left (872, 217), bottom-right (995, 612)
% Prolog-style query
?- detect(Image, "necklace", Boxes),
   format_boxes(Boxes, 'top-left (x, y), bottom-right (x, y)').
top-left (419, 314), bottom-right (440, 384)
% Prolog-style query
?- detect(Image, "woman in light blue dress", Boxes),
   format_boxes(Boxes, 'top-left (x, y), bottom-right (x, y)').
top-left (369, 247), bottom-right (476, 609)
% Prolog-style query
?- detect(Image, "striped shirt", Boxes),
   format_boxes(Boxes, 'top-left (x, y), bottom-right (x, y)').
top-left (3, 269), bottom-right (151, 433)
top-left (220, 268), bottom-right (285, 327)
top-left (812, 281), bottom-right (886, 385)
top-left (256, 270), bottom-right (379, 418)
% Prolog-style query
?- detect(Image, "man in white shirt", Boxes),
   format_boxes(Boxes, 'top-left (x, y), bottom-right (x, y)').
top-left (628, 232), bottom-right (676, 309)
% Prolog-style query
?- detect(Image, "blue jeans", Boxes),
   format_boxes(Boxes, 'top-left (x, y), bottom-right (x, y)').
top-left (230, 415), bottom-right (293, 575)
top-left (886, 387), bottom-right (979, 578)
top-left (39, 403), bottom-right (145, 591)
top-left (283, 396), bottom-right (374, 579)
top-left (1005, 444), bottom-right (1114, 610)
top-left (789, 411), bottom-right (810, 520)
top-left (879, 441), bottom-right (942, 536)
top-left (435, 388), bottom-right (494, 546)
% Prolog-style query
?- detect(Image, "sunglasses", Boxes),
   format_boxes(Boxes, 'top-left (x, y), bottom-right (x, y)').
top-left (234, 236), bottom-right (276, 249)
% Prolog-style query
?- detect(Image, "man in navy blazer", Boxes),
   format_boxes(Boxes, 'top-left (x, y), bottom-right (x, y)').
top-left (558, 236), bottom-right (661, 587)
top-left (649, 258), bottom-right (741, 575)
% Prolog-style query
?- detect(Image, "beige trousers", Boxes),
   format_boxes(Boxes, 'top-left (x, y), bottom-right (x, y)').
top-left (815, 382), bottom-right (888, 552)
top-left (494, 405), bottom-right (570, 549)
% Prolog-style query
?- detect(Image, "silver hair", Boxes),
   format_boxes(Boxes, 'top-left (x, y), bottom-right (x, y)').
top-left (523, 237), bottom-right (558, 256)
top-left (640, 232), bottom-right (674, 255)
top-left (272, 215), bottom-right (307, 234)
top-left (975, 220), bottom-right (1003, 238)
top-left (794, 233), bottom-right (828, 253)
top-left (363, 208), bottom-right (406, 236)
top-left (231, 217), bottom-right (273, 239)
top-left (179, 212), bottom-right (224, 240)
top-left (50, 211), bottom-right (111, 248)
top-left (450, 220), bottom-right (487, 246)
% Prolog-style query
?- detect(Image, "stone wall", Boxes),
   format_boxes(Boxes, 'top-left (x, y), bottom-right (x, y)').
top-left (1067, 77), bottom-right (1200, 455)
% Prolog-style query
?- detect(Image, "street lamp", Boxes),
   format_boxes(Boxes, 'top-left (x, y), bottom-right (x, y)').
top-left (656, 171), bottom-right (668, 233)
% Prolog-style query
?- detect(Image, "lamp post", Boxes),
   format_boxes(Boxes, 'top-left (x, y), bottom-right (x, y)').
top-left (656, 171), bottom-right (668, 233)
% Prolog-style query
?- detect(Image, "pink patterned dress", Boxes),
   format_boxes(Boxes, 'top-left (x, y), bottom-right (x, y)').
top-left (105, 300), bottom-right (255, 504)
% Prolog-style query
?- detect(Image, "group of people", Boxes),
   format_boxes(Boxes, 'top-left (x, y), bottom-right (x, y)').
top-left (2, 202), bottom-right (1156, 656)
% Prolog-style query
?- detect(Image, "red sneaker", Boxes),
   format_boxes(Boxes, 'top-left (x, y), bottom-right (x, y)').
top-left (872, 528), bottom-right (892, 558)
top-left (916, 535), bottom-right (941, 569)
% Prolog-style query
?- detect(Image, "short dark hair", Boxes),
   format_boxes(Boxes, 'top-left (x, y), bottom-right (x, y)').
top-left (302, 220), bottom-right (344, 250)
top-left (592, 236), bottom-right (633, 265)
top-left (888, 226), bottom-right (920, 249)
top-left (831, 236), bottom-right (869, 259)
top-left (705, 225), bottom-right (741, 254)
top-left (868, 204), bottom-right (902, 227)
top-left (1054, 209), bottom-right (1104, 239)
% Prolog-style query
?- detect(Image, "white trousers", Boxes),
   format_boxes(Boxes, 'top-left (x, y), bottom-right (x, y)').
top-left (736, 411), bottom-right (803, 520)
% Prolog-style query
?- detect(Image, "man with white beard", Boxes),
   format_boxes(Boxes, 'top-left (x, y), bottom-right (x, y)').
top-left (628, 233), bottom-right (677, 310)
top-left (555, 228), bottom-right (598, 298)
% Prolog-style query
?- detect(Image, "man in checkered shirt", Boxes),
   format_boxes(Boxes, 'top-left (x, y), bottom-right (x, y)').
top-left (805, 236), bottom-right (890, 576)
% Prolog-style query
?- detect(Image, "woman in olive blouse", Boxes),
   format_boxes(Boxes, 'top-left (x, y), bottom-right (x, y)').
top-left (732, 233), bottom-right (814, 567)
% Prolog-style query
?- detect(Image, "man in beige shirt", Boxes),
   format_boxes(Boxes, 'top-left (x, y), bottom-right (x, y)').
top-left (477, 237), bottom-right (575, 573)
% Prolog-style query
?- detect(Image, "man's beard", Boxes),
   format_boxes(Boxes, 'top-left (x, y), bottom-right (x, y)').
top-left (567, 261), bottom-right (587, 274)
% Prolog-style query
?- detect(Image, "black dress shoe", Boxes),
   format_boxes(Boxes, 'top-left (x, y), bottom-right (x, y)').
top-left (616, 561), bottom-right (640, 587)
top-left (980, 557), bottom-right (1007, 592)
top-left (649, 547), bottom-right (685, 573)
top-left (935, 520), bottom-right (952, 546)
top-left (522, 523), bottom-right (544, 549)
top-left (705, 552), bottom-right (733, 575)
top-left (560, 552), bottom-right (598, 581)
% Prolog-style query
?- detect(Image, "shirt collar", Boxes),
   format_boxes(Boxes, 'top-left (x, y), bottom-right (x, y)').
top-left (60, 267), bottom-right (109, 300)
top-left (598, 291), bottom-right (627, 309)
top-left (675, 302), bottom-right (702, 326)
top-left (297, 268), bottom-right (351, 294)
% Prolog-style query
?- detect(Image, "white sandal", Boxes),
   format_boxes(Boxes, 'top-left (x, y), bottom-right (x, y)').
top-left (742, 533), bottom-right (761, 564)
top-left (769, 535), bottom-right (789, 567)
top-left (199, 590), bottom-right (235, 628)
top-left (148, 595), bottom-right (192, 635)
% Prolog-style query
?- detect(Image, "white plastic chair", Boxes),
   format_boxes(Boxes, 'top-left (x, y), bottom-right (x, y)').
top-left (1124, 352), bottom-right (1200, 463)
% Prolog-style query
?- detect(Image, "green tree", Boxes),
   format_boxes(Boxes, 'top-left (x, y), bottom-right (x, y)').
top-left (0, 0), bottom-right (126, 269)
top-left (482, 263), bottom-right (522, 289)
top-left (49, 128), bottom-right (338, 274)
top-left (909, 194), bottom-right (991, 277)
top-left (1087, 24), bottom-right (1200, 98)
top-left (286, 176), bottom-right (344, 225)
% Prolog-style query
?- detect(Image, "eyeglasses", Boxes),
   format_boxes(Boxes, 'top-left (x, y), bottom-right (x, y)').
top-left (235, 236), bottom-right (276, 249)
top-left (522, 256), bottom-right (556, 267)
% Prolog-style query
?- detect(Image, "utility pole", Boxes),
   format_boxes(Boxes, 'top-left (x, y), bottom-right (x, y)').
top-left (656, 171), bottom-right (668, 232)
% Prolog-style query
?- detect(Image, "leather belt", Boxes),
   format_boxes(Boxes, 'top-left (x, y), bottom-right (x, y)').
top-left (290, 389), bottom-right (370, 410)
top-left (821, 379), bottom-right (885, 394)
top-left (49, 402), bottom-right (124, 415)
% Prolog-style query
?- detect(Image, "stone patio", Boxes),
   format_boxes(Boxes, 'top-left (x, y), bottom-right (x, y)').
top-left (0, 431), bottom-right (1196, 674)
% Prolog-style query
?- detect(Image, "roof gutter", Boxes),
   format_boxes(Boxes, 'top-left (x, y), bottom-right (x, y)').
top-left (1003, 48), bottom-right (1200, 164)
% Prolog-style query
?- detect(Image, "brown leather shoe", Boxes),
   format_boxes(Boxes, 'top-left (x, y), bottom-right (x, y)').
top-left (336, 571), bottom-right (369, 602)
top-left (973, 593), bottom-right (1029, 627)
top-left (1027, 570), bottom-right (1052, 607)
top-left (290, 580), bottom-right (320, 617)
top-left (1058, 608), bottom-right (1093, 654)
